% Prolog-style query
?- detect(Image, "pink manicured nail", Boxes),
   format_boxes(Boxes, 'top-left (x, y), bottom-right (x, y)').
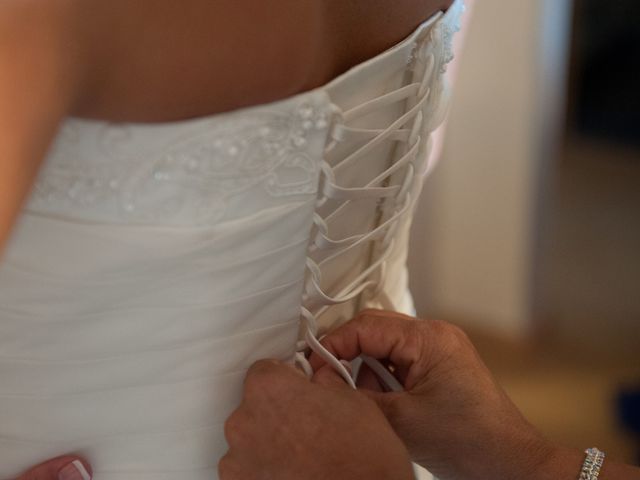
top-left (58, 460), bottom-right (92, 480)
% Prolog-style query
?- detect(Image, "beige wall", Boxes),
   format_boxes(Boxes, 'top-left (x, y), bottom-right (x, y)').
top-left (409, 0), bottom-right (573, 337)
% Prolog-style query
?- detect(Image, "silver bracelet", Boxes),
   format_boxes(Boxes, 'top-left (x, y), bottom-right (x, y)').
top-left (579, 447), bottom-right (605, 479)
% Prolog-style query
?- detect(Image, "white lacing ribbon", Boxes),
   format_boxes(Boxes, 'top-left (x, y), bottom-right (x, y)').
top-left (295, 40), bottom-right (438, 392)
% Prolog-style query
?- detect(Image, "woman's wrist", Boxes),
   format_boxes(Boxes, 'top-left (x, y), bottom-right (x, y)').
top-left (464, 429), bottom-right (582, 480)
top-left (517, 443), bottom-right (640, 480)
top-left (489, 434), bottom-right (578, 480)
top-left (529, 445), bottom-right (585, 480)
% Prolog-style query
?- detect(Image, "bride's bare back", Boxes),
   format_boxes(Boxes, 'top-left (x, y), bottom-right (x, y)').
top-left (0, 0), bottom-right (452, 252)
top-left (69, 0), bottom-right (454, 122)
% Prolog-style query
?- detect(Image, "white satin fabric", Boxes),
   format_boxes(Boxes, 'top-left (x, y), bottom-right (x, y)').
top-left (0, 2), bottom-right (463, 479)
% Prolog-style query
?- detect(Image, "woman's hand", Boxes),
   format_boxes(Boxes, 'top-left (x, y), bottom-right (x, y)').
top-left (15, 455), bottom-right (92, 480)
top-left (220, 359), bottom-right (415, 480)
top-left (312, 310), bottom-right (640, 480)
top-left (310, 309), bottom-right (583, 480)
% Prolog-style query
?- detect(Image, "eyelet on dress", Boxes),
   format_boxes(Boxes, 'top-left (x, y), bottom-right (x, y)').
top-left (295, 5), bottom-right (465, 390)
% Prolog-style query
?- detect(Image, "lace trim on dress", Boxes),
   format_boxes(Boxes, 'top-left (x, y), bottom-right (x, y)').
top-left (27, 96), bottom-right (332, 226)
top-left (295, 1), bottom-right (464, 389)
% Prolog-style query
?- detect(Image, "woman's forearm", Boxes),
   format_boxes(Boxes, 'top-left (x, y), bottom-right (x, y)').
top-left (0, 1), bottom-right (84, 254)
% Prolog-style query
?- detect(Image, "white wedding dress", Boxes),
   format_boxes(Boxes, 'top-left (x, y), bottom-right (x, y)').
top-left (0, 2), bottom-right (463, 479)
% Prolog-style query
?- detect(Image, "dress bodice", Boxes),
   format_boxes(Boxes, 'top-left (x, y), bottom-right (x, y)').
top-left (0, 2), bottom-right (464, 478)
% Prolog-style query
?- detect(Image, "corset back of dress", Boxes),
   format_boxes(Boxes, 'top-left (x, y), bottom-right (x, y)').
top-left (300, 5), bottom-right (461, 350)
top-left (0, 2), bottom-right (463, 478)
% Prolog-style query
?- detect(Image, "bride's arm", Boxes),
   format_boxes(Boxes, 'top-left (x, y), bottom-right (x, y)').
top-left (0, 1), bottom-right (84, 255)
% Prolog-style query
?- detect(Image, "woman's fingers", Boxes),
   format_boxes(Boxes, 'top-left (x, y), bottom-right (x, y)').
top-left (16, 456), bottom-right (92, 480)
top-left (311, 363), bottom-right (352, 387)
top-left (354, 362), bottom-right (387, 392)
top-left (310, 309), bottom-right (424, 374)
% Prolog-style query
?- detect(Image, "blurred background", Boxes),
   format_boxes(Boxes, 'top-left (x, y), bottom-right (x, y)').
top-left (409, 0), bottom-right (640, 464)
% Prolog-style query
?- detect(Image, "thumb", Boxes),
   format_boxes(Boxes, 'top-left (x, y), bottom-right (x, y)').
top-left (312, 365), bottom-right (403, 423)
top-left (311, 364), bottom-right (352, 388)
top-left (17, 455), bottom-right (92, 480)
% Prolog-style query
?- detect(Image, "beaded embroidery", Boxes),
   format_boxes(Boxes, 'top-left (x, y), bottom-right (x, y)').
top-left (28, 99), bottom-right (332, 226)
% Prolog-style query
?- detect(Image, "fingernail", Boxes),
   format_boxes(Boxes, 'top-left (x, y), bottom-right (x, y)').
top-left (58, 460), bottom-right (92, 480)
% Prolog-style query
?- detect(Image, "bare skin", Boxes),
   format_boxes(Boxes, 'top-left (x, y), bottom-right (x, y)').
top-left (221, 360), bottom-right (415, 480)
top-left (68, 0), bottom-right (455, 122)
top-left (0, 0), bottom-right (452, 255)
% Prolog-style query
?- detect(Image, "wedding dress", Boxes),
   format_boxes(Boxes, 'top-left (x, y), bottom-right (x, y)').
top-left (0, 1), bottom-right (464, 478)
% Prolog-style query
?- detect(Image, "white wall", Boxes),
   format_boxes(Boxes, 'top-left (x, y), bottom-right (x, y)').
top-left (409, 0), bottom-right (573, 338)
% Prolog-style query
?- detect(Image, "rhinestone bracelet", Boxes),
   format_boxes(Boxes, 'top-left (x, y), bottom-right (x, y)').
top-left (579, 447), bottom-right (605, 479)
